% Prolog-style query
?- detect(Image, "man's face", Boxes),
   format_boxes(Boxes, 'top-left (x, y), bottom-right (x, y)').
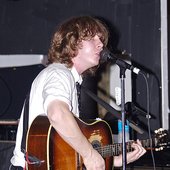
top-left (73, 35), bottom-right (104, 74)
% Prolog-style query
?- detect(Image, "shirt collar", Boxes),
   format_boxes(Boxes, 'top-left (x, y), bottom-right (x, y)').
top-left (70, 66), bottom-right (83, 84)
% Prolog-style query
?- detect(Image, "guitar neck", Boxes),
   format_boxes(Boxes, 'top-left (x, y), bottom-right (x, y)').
top-left (96, 138), bottom-right (156, 158)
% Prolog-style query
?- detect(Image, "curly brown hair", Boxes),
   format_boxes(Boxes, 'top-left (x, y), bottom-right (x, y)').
top-left (48, 16), bottom-right (109, 74)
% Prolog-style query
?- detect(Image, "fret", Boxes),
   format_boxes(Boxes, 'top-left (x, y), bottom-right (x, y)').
top-left (115, 144), bottom-right (119, 155)
top-left (139, 138), bottom-right (154, 149)
top-left (115, 143), bottom-right (120, 156)
top-left (154, 137), bottom-right (157, 147)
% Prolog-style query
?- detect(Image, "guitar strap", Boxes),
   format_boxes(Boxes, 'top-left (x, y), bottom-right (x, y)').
top-left (76, 82), bottom-right (82, 115)
top-left (21, 92), bottom-right (45, 166)
top-left (21, 92), bottom-right (30, 153)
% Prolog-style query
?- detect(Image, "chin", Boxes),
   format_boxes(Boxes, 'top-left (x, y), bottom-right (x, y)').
top-left (95, 60), bottom-right (99, 66)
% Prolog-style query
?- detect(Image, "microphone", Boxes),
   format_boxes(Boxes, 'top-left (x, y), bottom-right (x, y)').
top-left (100, 48), bottom-right (141, 74)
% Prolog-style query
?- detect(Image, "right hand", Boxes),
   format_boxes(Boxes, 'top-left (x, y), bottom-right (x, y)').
top-left (83, 148), bottom-right (105, 170)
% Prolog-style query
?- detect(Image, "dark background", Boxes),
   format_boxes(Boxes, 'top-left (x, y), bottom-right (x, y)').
top-left (0, 0), bottom-right (162, 133)
top-left (0, 0), bottom-right (170, 168)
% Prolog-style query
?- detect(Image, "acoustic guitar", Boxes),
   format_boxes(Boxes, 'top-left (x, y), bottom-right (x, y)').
top-left (26, 116), bottom-right (168, 170)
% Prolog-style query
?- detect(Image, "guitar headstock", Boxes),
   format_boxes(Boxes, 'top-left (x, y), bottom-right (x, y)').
top-left (154, 128), bottom-right (170, 151)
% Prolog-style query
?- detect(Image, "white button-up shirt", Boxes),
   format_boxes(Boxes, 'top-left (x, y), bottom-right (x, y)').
top-left (11, 63), bottom-right (82, 167)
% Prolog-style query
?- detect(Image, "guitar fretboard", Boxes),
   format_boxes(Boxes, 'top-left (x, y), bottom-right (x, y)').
top-left (95, 138), bottom-right (156, 158)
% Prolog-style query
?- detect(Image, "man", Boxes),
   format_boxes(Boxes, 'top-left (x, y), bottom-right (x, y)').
top-left (10, 16), bottom-right (146, 170)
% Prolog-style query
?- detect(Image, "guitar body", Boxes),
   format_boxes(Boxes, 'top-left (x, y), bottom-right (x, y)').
top-left (26, 116), bottom-right (114, 170)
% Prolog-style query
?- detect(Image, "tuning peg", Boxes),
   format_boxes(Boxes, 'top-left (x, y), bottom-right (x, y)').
top-left (155, 128), bottom-right (164, 134)
top-left (155, 146), bottom-right (164, 151)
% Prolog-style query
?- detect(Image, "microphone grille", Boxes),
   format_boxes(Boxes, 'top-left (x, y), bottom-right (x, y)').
top-left (100, 48), bottom-right (110, 63)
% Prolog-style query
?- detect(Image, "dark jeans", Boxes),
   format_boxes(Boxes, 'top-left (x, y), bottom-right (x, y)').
top-left (10, 165), bottom-right (23, 170)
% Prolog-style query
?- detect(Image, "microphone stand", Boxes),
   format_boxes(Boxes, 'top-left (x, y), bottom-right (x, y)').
top-left (81, 65), bottom-right (144, 170)
top-left (119, 66), bottom-right (127, 170)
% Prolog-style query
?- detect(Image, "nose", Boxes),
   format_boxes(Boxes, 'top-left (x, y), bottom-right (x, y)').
top-left (96, 36), bottom-right (103, 49)
top-left (97, 40), bottom-right (103, 49)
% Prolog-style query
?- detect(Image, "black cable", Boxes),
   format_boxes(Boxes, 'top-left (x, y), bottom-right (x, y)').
top-left (139, 71), bottom-right (156, 170)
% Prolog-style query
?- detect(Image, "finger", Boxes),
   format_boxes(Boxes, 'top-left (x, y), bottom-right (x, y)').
top-left (136, 139), bottom-right (143, 146)
top-left (136, 140), bottom-right (146, 155)
top-left (130, 144), bottom-right (143, 159)
top-left (134, 143), bottom-right (146, 158)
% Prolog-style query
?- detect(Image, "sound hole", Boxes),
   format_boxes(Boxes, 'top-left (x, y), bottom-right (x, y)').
top-left (91, 140), bottom-right (101, 149)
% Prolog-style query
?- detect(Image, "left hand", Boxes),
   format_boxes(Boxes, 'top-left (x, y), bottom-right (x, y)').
top-left (114, 139), bottom-right (146, 167)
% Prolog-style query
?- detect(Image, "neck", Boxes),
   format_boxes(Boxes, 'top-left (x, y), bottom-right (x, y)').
top-left (73, 63), bottom-right (87, 75)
